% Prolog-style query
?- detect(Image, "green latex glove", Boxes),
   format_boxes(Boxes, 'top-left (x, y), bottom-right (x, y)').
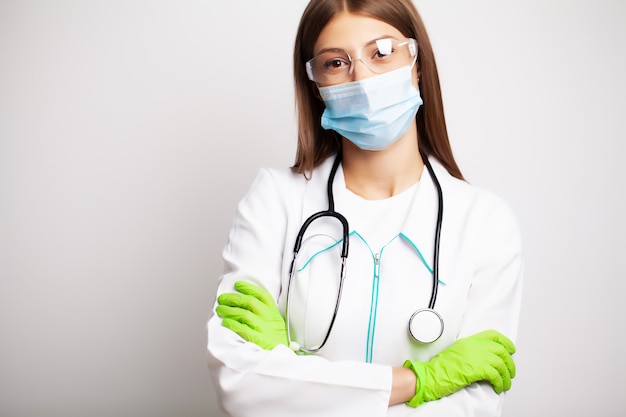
top-left (403, 330), bottom-right (516, 407)
top-left (215, 280), bottom-right (289, 350)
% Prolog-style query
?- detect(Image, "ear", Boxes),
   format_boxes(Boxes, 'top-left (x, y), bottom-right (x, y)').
top-left (413, 63), bottom-right (422, 90)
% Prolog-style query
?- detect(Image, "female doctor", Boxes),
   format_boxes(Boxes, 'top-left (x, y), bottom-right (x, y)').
top-left (207, 0), bottom-right (523, 416)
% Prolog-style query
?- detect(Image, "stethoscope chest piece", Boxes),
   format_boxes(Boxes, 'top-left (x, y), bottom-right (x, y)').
top-left (408, 308), bottom-right (444, 344)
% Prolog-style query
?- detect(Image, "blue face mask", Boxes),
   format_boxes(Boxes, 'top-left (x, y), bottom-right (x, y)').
top-left (318, 66), bottom-right (423, 151)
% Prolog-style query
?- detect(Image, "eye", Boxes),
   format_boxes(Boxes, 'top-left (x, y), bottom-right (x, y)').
top-left (322, 57), bottom-right (350, 72)
top-left (370, 47), bottom-right (398, 66)
top-left (373, 48), bottom-right (395, 59)
top-left (367, 38), bottom-right (397, 62)
top-left (374, 38), bottom-right (393, 57)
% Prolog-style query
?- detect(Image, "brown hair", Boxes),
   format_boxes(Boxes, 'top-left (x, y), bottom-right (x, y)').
top-left (292, 0), bottom-right (464, 180)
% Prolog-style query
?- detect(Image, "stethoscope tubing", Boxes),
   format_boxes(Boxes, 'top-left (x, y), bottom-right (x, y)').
top-left (421, 150), bottom-right (443, 310)
top-left (286, 155), bottom-right (348, 353)
top-left (286, 151), bottom-right (443, 351)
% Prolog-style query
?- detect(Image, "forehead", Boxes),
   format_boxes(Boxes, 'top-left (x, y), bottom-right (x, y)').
top-left (314, 11), bottom-right (405, 54)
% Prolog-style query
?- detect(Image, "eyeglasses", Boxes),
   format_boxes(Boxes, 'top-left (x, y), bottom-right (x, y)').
top-left (306, 38), bottom-right (418, 85)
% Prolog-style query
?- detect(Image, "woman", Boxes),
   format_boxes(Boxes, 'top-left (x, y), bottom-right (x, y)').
top-left (207, 0), bottom-right (523, 416)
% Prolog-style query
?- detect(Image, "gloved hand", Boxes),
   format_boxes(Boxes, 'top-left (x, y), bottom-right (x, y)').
top-left (403, 330), bottom-right (516, 407)
top-left (215, 280), bottom-right (289, 350)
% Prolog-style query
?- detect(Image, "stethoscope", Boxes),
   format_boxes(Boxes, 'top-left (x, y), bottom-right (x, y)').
top-left (285, 151), bottom-right (445, 353)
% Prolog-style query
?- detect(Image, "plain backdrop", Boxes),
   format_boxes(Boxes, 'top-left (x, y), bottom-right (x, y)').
top-left (1, 1), bottom-right (624, 416)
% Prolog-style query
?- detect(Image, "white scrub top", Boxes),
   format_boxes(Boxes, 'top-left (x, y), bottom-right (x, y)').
top-left (207, 155), bottom-right (523, 417)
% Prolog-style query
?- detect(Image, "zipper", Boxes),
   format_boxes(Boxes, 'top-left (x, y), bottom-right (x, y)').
top-left (366, 252), bottom-right (381, 363)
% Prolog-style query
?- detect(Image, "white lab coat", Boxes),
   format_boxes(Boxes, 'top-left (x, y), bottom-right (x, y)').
top-left (207, 155), bottom-right (523, 417)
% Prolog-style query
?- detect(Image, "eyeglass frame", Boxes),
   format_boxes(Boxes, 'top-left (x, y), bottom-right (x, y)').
top-left (305, 37), bottom-right (418, 85)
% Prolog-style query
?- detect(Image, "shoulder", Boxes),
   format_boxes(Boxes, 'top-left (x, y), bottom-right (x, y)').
top-left (240, 157), bottom-right (335, 209)
top-left (431, 158), bottom-right (522, 246)
top-left (236, 166), bottom-right (302, 219)
top-left (248, 157), bottom-right (336, 195)
top-left (247, 165), bottom-right (303, 195)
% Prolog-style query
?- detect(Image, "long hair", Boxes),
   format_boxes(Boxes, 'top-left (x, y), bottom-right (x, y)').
top-left (292, 0), bottom-right (464, 180)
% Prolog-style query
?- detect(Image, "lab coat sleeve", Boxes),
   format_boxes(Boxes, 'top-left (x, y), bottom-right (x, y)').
top-left (459, 189), bottom-right (524, 342)
top-left (207, 168), bottom-right (393, 417)
top-left (413, 189), bottom-right (524, 417)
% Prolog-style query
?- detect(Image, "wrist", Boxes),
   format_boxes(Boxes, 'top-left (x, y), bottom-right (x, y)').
top-left (403, 360), bottom-right (426, 408)
top-left (389, 366), bottom-right (417, 406)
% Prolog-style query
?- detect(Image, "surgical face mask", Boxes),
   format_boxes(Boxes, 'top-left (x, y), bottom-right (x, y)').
top-left (318, 66), bottom-right (423, 151)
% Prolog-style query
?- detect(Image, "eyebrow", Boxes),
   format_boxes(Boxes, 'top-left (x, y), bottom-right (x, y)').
top-left (314, 35), bottom-right (401, 56)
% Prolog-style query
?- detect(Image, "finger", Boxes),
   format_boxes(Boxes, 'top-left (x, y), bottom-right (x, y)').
top-left (222, 317), bottom-right (254, 340)
top-left (482, 359), bottom-right (505, 394)
top-left (484, 349), bottom-right (513, 392)
top-left (478, 330), bottom-right (516, 355)
top-left (234, 281), bottom-right (277, 307)
top-left (494, 333), bottom-right (515, 355)
top-left (216, 305), bottom-right (264, 330)
top-left (218, 292), bottom-right (266, 314)
top-left (502, 349), bottom-right (516, 379)
top-left (468, 330), bottom-right (515, 355)
top-left (215, 304), bottom-right (246, 320)
top-left (222, 318), bottom-right (270, 349)
top-left (485, 339), bottom-right (516, 380)
top-left (217, 292), bottom-right (249, 308)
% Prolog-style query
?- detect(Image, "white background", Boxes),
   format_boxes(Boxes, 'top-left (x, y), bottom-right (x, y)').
top-left (1, 1), bottom-right (624, 416)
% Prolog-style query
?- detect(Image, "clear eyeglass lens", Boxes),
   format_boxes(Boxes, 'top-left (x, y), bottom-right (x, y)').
top-left (306, 38), bottom-right (417, 85)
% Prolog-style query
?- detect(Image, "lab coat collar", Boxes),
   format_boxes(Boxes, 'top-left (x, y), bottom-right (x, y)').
top-left (305, 154), bottom-right (446, 273)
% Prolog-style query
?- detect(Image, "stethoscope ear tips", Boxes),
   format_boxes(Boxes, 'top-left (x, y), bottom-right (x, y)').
top-left (408, 308), bottom-right (444, 344)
